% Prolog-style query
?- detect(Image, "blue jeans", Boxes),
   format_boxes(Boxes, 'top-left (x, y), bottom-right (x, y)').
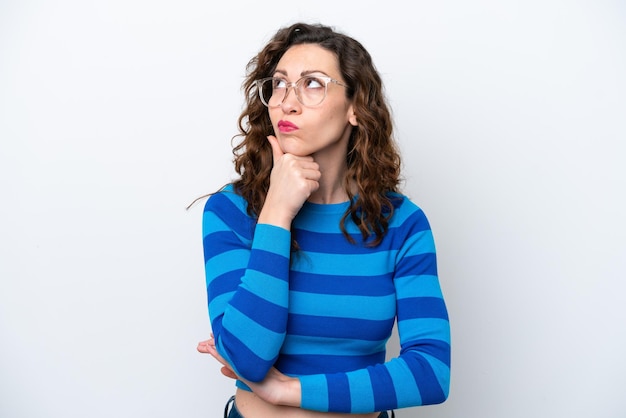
top-left (224, 396), bottom-right (394, 418)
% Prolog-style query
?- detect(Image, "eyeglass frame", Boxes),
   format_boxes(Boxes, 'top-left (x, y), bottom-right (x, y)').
top-left (255, 75), bottom-right (349, 108)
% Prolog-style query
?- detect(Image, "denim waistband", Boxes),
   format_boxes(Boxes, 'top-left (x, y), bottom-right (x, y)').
top-left (224, 396), bottom-right (394, 418)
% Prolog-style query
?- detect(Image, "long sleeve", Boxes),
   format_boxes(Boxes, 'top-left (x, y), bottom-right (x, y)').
top-left (202, 187), bottom-right (292, 382)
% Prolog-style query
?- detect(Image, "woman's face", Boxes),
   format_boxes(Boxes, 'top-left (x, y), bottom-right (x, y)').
top-left (268, 44), bottom-right (357, 161)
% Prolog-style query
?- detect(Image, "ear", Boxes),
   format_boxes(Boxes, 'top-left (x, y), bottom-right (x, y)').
top-left (347, 104), bottom-right (358, 127)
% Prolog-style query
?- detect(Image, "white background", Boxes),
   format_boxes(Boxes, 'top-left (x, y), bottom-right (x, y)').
top-left (1, 1), bottom-right (625, 417)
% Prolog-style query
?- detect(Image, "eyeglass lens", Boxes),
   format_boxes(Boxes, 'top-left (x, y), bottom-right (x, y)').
top-left (260, 76), bottom-right (328, 107)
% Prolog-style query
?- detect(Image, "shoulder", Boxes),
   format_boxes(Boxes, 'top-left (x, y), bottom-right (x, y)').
top-left (387, 192), bottom-right (432, 231)
top-left (203, 183), bottom-right (249, 215)
top-left (202, 184), bottom-right (255, 236)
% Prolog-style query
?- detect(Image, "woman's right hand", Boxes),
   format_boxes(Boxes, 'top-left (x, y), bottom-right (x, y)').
top-left (258, 135), bottom-right (320, 229)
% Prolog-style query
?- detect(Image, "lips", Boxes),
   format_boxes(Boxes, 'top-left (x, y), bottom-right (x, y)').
top-left (277, 120), bottom-right (298, 132)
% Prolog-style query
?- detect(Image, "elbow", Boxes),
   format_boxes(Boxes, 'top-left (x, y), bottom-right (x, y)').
top-left (419, 382), bottom-right (449, 406)
top-left (410, 354), bottom-right (450, 407)
top-left (427, 368), bottom-right (451, 405)
top-left (214, 332), bottom-right (278, 383)
top-left (434, 385), bottom-right (450, 405)
top-left (217, 343), bottom-right (275, 383)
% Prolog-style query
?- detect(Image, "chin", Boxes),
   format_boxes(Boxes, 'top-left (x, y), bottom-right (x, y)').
top-left (287, 150), bottom-right (312, 157)
top-left (279, 139), bottom-right (311, 156)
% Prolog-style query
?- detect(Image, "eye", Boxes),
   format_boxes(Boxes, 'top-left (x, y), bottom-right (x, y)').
top-left (272, 78), bottom-right (288, 89)
top-left (301, 76), bottom-right (325, 89)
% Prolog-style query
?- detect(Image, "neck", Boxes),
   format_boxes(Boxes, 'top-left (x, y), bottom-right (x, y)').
top-left (308, 159), bottom-right (352, 204)
top-left (308, 183), bottom-right (349, 204)
top-left (306, 131), bottom-right (353, 204)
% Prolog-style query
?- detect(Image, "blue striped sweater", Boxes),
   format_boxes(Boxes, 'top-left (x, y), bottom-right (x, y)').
top-left (202, 184), bottom-right (450, 413)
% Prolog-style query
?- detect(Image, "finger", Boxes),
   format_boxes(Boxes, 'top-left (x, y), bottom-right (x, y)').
top-left (197, 340), bottom-right (210, 352)
top-left (297, 159), bottom-right (319, 170)
top-left (300, 166), bottom-right (321, 181)
top-left (197, 336), bottom-right (215, 353)
top-left (206, 342), bottom-right (228, 366)
top-left (220, 366), bottom-right (238, 380)
top-left (267, 135), bottom-right (284, 163)
top-left (197, 345), bottom-right (212, 353)
top-left (307, 178), bottom-right (320, 193)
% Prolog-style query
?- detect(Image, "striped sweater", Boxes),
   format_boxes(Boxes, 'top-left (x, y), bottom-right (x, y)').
top-left (202, 184), bottom-right (450, 413)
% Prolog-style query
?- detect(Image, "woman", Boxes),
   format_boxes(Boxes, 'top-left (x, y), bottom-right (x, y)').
top-left (197, 22), bottom-right (450, 418)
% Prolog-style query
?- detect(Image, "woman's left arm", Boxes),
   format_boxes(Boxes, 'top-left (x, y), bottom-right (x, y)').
top-left (297, 207), bottom-right (451, 412)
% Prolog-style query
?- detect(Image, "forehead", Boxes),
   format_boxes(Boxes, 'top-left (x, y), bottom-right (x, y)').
top-left (275, 44), bottom-right (340, 76)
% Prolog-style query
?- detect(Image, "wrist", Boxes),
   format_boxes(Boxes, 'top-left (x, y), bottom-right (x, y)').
top-left (281, 377), bottom-right (302, 408)
top-left (258, 206), bottom-right (293, 230)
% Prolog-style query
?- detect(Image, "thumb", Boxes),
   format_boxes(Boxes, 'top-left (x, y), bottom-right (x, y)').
top-left (267, 135), bottom-right (284, 163)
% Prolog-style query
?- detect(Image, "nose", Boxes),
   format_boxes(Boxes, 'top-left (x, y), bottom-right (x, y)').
top-left (280, 84), bottom-right (301, 113)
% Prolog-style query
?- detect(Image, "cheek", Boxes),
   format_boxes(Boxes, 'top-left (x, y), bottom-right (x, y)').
top-left (322, 108), bottom-right (352, 132)
top-left (268, 110), bottom-right (280, 131)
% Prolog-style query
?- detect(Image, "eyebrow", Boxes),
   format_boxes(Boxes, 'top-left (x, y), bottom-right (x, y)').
top-left (273, 69), bottom-right (331, 78)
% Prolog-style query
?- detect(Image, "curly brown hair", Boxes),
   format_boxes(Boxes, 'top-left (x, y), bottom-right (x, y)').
top-left (232, 22), bottom-right (402, 247)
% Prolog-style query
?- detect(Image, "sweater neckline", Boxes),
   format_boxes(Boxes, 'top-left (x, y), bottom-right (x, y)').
top-left (301, 199), bottom-right (351, 214)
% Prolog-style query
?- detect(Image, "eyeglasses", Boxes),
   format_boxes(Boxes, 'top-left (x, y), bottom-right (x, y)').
top-left (256, 75), bottom-right (348, 107)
